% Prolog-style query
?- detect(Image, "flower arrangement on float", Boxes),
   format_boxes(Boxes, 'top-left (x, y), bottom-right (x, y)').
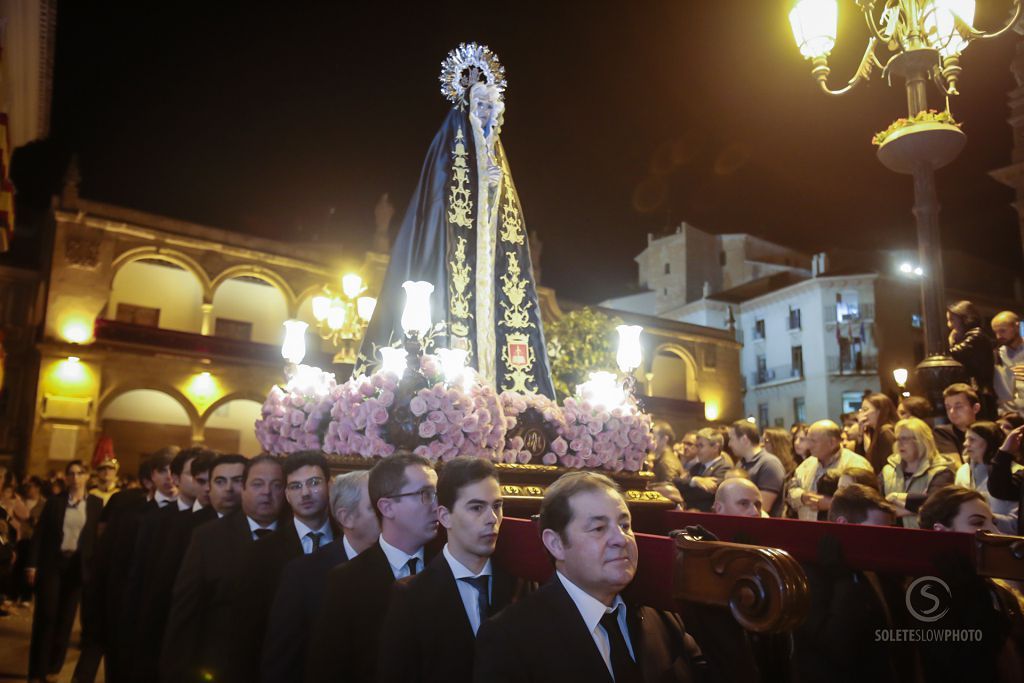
top-left (257, 283), bottom-right (653, 473)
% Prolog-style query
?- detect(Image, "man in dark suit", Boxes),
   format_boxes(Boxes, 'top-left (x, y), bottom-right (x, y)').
top-left (25, 460), bottom-right (102, 683)
top-left (379, 457), bottom-right (516, 683)
top-left (226, 451), bottom-right (336, 683)
top-left (129, 448), bottom-right (218, 683)
top-left (474, 471), bottom-right (703, 683)
top-left (306, 453), bottom-right (439, 683)
top-left (674, 428), bottom-right (734, 512)
top-left (261, 469), bottom-right (379, 683)
top-left (74, 448), bottom-right (177, 683)
top-left (159, 454), bottom-right (283, 683)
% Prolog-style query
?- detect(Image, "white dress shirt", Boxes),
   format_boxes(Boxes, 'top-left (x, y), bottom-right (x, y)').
top-left (293, 517), bottom-right (334, 554)
top-left (342, 535), bottom-right (360, 559)
top-left (154, 491), bottom-right (177, 508)
top-left (246, 516), bottom-right (277, 540)
top-left (442, 544), bottom-right (492, 635)
top-left (192, 499), bottom-right (204, 513)
top-left (176, 498), bottom-right (193, 512)
top-left (60, 497), bottom-right (87, 553)
top-left (555, 571), bottom-right (635, 677)
top-left (379, 535), bottom-right (425, 579)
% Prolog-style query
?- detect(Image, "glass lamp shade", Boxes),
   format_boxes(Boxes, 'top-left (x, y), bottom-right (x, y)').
top-left (311, 295), bottom-right (331, 322)
top-left (342, 273), bottom-right (364, 300)
top-left (357, 296), bottom-right (377, 322)
top-left (893, 367), bottom-right (909, 387)
top-left (616, 325), bottom-right (643, 373)
top-left (581, 371), bottom-right (626, 412)
top-left (401, 281), bottom-right (434, 336)
top-left (281, 320), bottom-right (308, 365)
top-left (326, 302), bottom-right (346, 331)
top-left (926, 0), bottom-right (975, 57)
top-left (789, 0), bottom-right (838, 59)
top-left (436, 348), bottom-right (468, 383)
top-left (379, 347), bottom-right (408, 376)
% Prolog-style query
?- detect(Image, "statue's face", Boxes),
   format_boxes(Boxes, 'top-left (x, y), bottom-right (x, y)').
top-left (471, 86), bottom-right (498, 129)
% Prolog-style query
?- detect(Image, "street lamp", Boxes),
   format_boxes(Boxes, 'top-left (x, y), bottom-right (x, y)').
top-left (310, 273), bottom-right (377, 365)
top-left (788, 0), bottom-right (1020, 359)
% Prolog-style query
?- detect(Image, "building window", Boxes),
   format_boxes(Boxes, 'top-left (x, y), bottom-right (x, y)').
top-left (756, 355), bottom-right (768, 383)
top-left (703, 345), bottom-right (717, 369)
top-left (791, 346), bottom-right (804, 378)
top-left (836, 292), bottom-right (860, 322)
top-left (758, 403), bottom-right (770, 428)
top-left (116, 303), bottom-right (160, 327)
top-left (719, 251), bottom-right (726, 266)
top-left (215, 318), bottom-right (253, 341)
top-left (841, 391), bottom-right (865, 414)
top-left (664, 262), bottom-right (670, 275)
top-left (663, 288), bottom-right (668, 296)
top-left (911, 313), bottom-right (922, 329)
top-left (788, 306), bottom-right (801, 330)
top-left (793, 397), bottom-right (807, 423)
top-left (753, 319), bottom-right (765, 340)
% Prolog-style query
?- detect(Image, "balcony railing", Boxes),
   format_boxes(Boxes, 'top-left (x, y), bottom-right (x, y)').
top-left (827, 354), bottom-right (878, 374)
top-left (749, 364), bottom-right (804, 387)
top-left (93, 319), bottom-right (334, 366)
top-left (824, 303), bottom-right (875, 324)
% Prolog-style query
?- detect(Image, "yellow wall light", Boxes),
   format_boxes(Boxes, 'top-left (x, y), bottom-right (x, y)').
top-left (704, 400), bottom-right (720, 422)
top-left (60, 317), bottom-right (94, 344)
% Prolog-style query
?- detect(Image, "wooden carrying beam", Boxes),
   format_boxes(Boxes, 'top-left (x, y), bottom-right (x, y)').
top-left (494, 517), bottom-right (810, 633)
top-left (661, 510), bottom-right (1024, 581)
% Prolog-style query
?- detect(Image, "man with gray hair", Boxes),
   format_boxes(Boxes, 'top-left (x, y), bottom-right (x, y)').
top-left (261, 470), bottom-right (379, 683)
top-left (674, 428), bottom-right (733, 512)
top-left (789, 420), bottom-right (871, 521)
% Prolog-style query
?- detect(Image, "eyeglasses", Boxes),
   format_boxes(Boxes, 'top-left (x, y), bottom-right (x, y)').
top-left (388, 487), bottom-right (438, 505)
top-left (896, 436), bottom-right (917, 444)
top-left (285, 476), bottom-right (325, 493)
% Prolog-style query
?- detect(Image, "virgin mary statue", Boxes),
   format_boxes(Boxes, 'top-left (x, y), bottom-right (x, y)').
top-left (355, 43), bottom-right (555, 398)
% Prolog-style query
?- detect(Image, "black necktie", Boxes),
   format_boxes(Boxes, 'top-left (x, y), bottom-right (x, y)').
top-left (405, 557), bottom-right (419, 576)
top-left (307, 531), bottom-right (324, 553)
top-left (460, 575), bottom-right (491, 624)
top-left (599, 606), bottom-right (639, 683)
top-left (253, 527), bottom-right (272, 539)
top-left (690, 462), bottom-right (706, 477)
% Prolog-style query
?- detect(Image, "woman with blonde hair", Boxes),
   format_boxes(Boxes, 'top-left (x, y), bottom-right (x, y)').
top-left (879, 417), bottom-right (955, 528)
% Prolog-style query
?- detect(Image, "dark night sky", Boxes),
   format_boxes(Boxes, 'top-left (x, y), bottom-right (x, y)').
top-left (47, 0), bottom-right (1023, 303)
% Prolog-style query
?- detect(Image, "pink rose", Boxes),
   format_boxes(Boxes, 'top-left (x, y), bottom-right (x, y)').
top-left (552, 437), bottom-right (568, 456)
top-left (409, 396), bottom-right (428, 416)
top-left (419, 420), bottom-right (438, 438)
top-left (370, 406), bottom-right (388, 426)
top-left (516, 450), bottom-right (531, 464)
top-left (542, 453), bottom-right (557, 465)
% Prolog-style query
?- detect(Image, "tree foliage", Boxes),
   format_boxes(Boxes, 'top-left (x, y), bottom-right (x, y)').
top-left (545, 307), bottom-right (620, 401)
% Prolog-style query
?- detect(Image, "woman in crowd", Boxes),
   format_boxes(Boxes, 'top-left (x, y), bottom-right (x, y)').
top-left (956, 421), bottom-right (1021, 534)
top-left (879, 417), bottom-right (955, 529)
top-left (858, 393), bottom-right (898, 473)
top-left (947, 300), bottom-right (997, 419)
top-left (790, 422), bottom-right (811, 464)
top-left (761, 427), bottom-right (798, 476)
top-left (897, 395), bottom-right (933, 421)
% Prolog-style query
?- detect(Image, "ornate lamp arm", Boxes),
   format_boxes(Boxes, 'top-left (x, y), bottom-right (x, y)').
top-left (968, 0), bottom-right (1023, 42)
top-left (814, 36), bottom-right (881, 96)
top-left (857, 0), bottom-right (895, 43)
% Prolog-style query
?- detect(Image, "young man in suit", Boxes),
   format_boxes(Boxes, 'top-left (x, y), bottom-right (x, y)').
top-left (261, 469), bottom-right (379, 683)
top-left (378, 456), bottom-right (514, 683)
top-left (474, 471), bottom-right (703, 683)
top-left (26, 460), bottom-right (102, 683)
top-left (305, 453), bottom-right (438, 683)
top-left (130, 449), bottom-right (218, 683)
top-left (228, 451), bottom-right (334, 682)
top-left (159, 454), bottom-right (283, 683)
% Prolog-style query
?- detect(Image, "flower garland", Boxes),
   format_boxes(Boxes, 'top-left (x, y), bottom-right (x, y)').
top-left (499, 391), bottom-right (568, 465)
top-left (255, 365), bottom-right (338, 455)
top-left (872, 109), bottom-right (960, 146)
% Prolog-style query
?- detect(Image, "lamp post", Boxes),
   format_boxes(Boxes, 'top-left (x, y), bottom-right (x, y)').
top-left (789, 0), bottom-right (1019, 356)
top-left (310, 273), bottom-right (376, 365)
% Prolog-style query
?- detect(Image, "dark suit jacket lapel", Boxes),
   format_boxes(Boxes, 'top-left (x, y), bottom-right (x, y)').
top-left (626, 603), bottom-right (647, 674)
top-left (491, 565), bottom-right (516, 614)
top-left (428, 554), bottom-right (477, 643)
top-left (541, 578), bottom-right (614, 682)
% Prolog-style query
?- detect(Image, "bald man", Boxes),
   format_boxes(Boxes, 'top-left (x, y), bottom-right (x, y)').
top-left (711, 478), bottom-right (763, 517)
top-left (992, 311), bottom-right (1024, 413)
top-left (788, 420), bottom-right (871, 521)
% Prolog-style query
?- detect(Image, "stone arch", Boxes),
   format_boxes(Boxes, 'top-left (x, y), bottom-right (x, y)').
top-left (111, 247), bottom-right (213, 303)
top-left (211, 265), bottom-right (298, 317)
top-left (199, 389), bottom-right (267, 427)
top-left (98, 381), bottom-right (201, 429)
top-left (648, 343), bottom-right (699, 402)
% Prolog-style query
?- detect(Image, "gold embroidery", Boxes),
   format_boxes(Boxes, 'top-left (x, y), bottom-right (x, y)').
top-left (499, 192), bottom-right (524, 245)
top-left (449, 236), bottom-right (472, 337)
top-left (499, 252), bottom-right (533, 330)
top-left (501, 333), bottom-right (536, 393)
top-left (447, 128), bottom-right (474, 230)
